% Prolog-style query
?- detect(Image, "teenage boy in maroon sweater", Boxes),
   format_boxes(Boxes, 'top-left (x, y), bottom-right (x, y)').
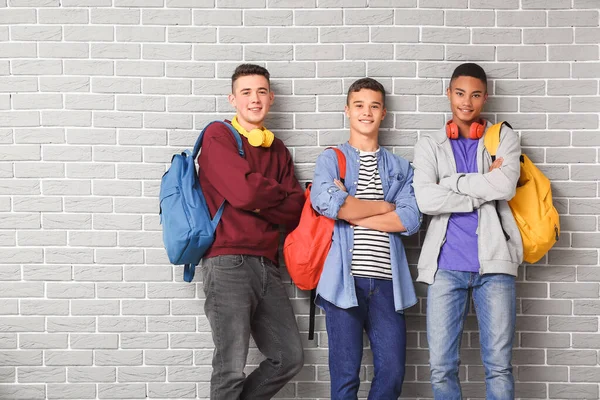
top-left (198, 64), bottom-right (305, 399)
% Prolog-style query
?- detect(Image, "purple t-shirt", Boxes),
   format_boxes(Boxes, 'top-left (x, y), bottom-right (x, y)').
top-left (438, 135), bottom-right (480, 273)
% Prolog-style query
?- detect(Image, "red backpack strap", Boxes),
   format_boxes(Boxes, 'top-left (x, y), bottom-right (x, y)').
top-left (327, 147), bottom-right (347, 183)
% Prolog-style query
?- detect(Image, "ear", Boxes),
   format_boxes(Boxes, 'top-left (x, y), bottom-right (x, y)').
top-left (381, 107), bottom-right (387, 120)
top-left (228, 93), bottom-right (236, 109)
top-left (269, 90), bottom-right (274, 105)
top-left (483, 93), bottom-right (488, 104)
top-left (344, 104), bottom-right (349, 118)
top-left (446, 86), bottom-right (451, 99)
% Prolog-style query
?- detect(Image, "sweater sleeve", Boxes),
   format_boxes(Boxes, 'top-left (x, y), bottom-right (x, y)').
top-left (438, 125), bottom-right (521, 202)
top-left (412, 137), bottom-right (484, 215)
top-left (198, 124), bottom-right (287, 211)
top-left (257, 144), bottom-right (305, 231)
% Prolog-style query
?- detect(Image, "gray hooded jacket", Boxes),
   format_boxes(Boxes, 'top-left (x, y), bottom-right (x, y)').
top-left (412, 121), bottom-right (524, 284)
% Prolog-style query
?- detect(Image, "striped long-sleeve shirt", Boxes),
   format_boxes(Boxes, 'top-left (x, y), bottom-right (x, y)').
top-left (351, 149), bottom-right (392, 280)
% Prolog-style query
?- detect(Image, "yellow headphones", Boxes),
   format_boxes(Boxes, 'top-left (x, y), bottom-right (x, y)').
top-left (231, 116), bottom-right (274, 148)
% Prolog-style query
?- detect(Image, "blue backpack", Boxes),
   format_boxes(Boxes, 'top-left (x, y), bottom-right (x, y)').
top-left (159, 121), bottom-right (244, 282)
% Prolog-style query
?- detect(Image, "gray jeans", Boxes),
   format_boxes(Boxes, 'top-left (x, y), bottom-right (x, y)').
top-left (202, 255), bottom-right (304, 400)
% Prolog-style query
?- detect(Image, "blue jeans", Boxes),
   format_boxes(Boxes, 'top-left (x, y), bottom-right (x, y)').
top-left (202, 255), bottom-right (304, 400)
top-left (321, 277), bottom-right (407, 400)
top-left (427, 270), bottom-right (516, 400)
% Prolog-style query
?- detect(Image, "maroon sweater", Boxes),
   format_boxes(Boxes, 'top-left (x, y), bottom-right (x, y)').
top-left (198, 121), bottom-right (304, 264)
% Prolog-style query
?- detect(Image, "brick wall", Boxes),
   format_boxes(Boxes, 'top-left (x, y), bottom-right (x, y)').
top-left (0, 1), bottom-right (599, 399)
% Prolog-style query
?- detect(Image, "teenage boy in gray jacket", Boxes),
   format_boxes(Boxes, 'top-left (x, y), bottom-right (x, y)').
top-left (412, 63), bottom-right (523, 400)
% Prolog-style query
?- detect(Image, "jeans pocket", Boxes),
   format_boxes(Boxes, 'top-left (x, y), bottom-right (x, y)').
top-left (211, 255), bottom-right (244, 269)
top-left (201, 264), bottom-right (211, 297)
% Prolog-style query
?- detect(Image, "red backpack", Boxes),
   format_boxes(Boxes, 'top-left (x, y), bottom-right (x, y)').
top-left (284, 147), bottom-right (346, 290)
top-left (283, 148), bottom-right (346, 339)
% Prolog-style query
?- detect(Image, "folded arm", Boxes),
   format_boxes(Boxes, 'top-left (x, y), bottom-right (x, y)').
top-left (256, 146), bottom-right (305, 231)
top-left (349, 211), bottom-right (405, 233)
top-left (337, 194), bottom-right (394, 221)
top-left (349, 159), bottom-right (422, 235)
top-left (310, 149), bottom-right (393, 220)
top-left (199, 127), bottom-right (287, 211)
top-left (438, 125), bottom-right (521, 202)
top-left (412, 138), bottom-right (484, 215)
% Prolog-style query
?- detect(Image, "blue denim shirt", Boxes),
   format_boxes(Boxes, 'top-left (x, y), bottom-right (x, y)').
top-left (310, 142), bottom-right (422, 312)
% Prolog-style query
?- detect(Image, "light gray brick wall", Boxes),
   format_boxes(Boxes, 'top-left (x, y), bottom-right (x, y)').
top-left (0, 1), bottom-right (598, 399)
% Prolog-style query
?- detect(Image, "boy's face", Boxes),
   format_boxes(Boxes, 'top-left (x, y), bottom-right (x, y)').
top-left (446, 75), bottom-right (488, 125)
top-left (345, 89), bottom-right (386, 137)
top-left (228, 74), bottom-right (274, 129)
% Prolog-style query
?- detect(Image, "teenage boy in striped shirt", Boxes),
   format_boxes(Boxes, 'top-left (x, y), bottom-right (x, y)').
top-left (310, 78), bottom-right (422, 399)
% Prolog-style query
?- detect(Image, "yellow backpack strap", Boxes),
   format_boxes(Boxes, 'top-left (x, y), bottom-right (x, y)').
top-left (484, 121), bottom-right (512, 161)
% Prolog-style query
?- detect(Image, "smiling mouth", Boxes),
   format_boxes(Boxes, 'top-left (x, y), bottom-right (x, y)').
top-left (249, 107), bottom-right (262, 112)
top-left (359, 119), bottom-right (374, 124)
top-left (458, 108), bottom-right (474, 113)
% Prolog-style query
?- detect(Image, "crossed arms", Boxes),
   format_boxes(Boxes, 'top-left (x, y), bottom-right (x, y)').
top-left (200, 125), bottom-right (304, 230)
top-left (412, 126), bottom-right (522, 215)
top-left (310, 149), bottom-right (421, 235)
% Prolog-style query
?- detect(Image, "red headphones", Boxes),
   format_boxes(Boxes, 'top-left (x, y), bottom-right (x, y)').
top-left (446, 119), bottom-right (487, 140)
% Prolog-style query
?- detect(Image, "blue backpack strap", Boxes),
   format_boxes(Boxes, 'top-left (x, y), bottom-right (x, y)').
top-left (221, 121), bottom-right (245, 158)
top-left (183, 263), bottom-right (195, 283)
top-left (211, 200), bottom-right (226, 226)
top-left (184, 200), bottom-right (225, 283)
top-left (192, 120), bottom-right (245, 160)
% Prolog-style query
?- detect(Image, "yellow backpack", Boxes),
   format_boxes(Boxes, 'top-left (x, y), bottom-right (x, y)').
top-left (484, 122), bottom-right (560, 264)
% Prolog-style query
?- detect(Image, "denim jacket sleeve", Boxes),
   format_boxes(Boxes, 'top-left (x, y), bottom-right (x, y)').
top-left (392, 160), bottom-right (422, 236)
top-left (310, 148), bottom-right (349, 220)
